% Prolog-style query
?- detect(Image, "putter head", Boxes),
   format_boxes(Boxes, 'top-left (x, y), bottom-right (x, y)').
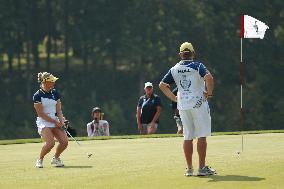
top-left (87, 153), bottom-right (93, 158)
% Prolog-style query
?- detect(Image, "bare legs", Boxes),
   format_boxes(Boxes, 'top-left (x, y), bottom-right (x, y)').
top-left (184, 137), bottom-right (207, 169)
top-left (183, 140), bottom-right (193, 168)
top-left (39, 127), bottom-right (68, 160)
top-left (52, 127), bottom-right (68, 158)
top-left (197, 137), bottom-right (207, 169)
top-left (39, 128), bottom-right (55, 159)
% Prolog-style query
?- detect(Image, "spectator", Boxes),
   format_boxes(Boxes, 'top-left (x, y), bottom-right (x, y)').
top-left (87, 107), bottom-right (110, 136)
top-left (136, 82), bottom-right (162, 134)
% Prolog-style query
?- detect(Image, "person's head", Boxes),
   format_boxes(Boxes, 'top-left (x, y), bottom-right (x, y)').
top-left (92, 107), bottom-right (103, 121)
top-left (179, 42), bottom-right (195, 60)
top-left (144, 82), bottom-right (153, 97)
top-left (37, 72), bottom-right (58, 92)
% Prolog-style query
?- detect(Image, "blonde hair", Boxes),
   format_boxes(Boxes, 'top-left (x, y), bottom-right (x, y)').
top-left (37, 72), bottom-right (51, 83)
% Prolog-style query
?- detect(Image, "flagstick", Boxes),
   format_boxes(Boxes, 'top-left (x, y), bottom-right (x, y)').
top-left (240, 38), bottom-right (244, 152)
top-left (239, 14), bottom-right (269, 153)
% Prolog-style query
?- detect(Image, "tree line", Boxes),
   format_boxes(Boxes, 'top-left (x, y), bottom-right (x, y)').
top-left (0, 0), bottom-right (283, 139)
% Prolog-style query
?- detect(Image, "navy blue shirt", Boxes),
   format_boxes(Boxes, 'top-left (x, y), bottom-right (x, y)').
top-left (137, 94), bottom-right (162, 124)
top-left (33, 89), bottom-right (60, 116)
top-left (33, 89), bottom-right (60, 103)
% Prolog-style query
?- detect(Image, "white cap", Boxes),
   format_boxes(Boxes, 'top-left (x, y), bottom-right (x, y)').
top-left (144, 82), bottom-right (153, 88)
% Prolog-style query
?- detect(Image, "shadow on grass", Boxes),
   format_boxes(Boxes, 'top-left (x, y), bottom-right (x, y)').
top-left (203, 175), bottom-right (265, 182)
top-left (59, 166), bottom-right (93, 169)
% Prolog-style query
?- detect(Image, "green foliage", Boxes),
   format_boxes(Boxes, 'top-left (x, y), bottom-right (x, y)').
top-left (0, 0), bottom-right (283, 139)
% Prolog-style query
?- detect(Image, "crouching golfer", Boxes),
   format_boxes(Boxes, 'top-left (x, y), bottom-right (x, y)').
top-left (33, 72), bottom-right (68, 168)
top-left (159, 42), bottom-right (216, 176)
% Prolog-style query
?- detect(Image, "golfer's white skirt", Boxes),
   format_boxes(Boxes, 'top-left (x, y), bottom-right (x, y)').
top-left (36, 116), bottom-right (59, 135)
top-left (180, 101), bottom-right (211, 140)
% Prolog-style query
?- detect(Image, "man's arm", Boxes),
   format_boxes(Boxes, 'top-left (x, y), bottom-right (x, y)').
top-left (204, 73), bottom-right (214, 98)
top-left (136, 106), bottom-right (143, 133)
top-left (159, 82), bottom-right (177, 102)
top-left (136, 106), bottom-right (142, 124)
top-left (151, 106), bottom-right (162, 124)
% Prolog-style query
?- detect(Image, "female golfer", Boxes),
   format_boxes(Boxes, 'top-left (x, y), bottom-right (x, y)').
top-left (33, 72), bottom-right (68, 168)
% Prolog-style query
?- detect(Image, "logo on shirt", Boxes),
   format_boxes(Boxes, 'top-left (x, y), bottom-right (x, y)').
top-left (180, 75), bottom-right (191, 91)
top-left (178, 69), bottom-right (191, 73)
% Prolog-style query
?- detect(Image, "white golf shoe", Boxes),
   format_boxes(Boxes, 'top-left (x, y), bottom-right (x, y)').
top-left (35, 159), bottom-right (43, 168)
top-left (197, 166), bottom-right (216, 176)
top-left (184, 167), bottom-right (194, 176)
top-left (51, 157), bottom-right (64, 167)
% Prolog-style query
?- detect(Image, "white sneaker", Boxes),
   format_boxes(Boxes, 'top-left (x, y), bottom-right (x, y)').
top-left (184, 167), bottom-right (194, 176)
top-left (197, 166), bottom-right (216, 176)
top-left (35, 159), bottom-right (43, 168)
top-left (51, 157), bottom-right (64, 167)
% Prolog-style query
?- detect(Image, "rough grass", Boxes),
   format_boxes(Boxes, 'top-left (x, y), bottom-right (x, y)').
top-left (0, 133), bottom-right (283, 189)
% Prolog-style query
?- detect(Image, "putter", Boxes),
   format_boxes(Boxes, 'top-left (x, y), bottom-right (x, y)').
top-left (62, 121), bottom-right (93, 158)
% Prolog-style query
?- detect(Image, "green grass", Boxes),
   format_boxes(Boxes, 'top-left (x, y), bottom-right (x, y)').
top-left (1, 130), bottom-right (284, 145)
top-left (0, 133), bottom-right (283, 189)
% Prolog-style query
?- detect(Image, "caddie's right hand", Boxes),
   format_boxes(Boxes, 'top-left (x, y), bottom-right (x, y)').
top-left (203, 91), bottom-right (213, 100)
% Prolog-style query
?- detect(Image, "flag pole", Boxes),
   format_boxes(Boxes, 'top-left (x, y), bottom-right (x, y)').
top-left (239, 14), bottom-right (269, 153)
top-left (240, 15), bottom-right (244, 152)
top-left (240, 37), bottom-right (244, 152)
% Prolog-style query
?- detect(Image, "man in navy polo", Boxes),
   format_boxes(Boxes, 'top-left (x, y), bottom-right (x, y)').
top-left (136, 82), bottom-right (162, 134)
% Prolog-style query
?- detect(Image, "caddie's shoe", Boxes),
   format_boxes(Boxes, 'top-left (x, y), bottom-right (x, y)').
top-left (197, 166), bottom-right (216, 176)
top-left (51, 156), bottom-right (64, 167)
top-left (184, 167), bottom-right (194, 177)
top-left (35, 159), bottom-right (43, 168)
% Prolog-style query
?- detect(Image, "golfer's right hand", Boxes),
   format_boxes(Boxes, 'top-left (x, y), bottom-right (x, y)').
top-left (55, 121), bottom-right (63, 127)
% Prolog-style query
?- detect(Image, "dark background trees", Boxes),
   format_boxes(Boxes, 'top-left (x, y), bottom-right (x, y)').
top-left (0, 0), bottom-right (283, 139)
